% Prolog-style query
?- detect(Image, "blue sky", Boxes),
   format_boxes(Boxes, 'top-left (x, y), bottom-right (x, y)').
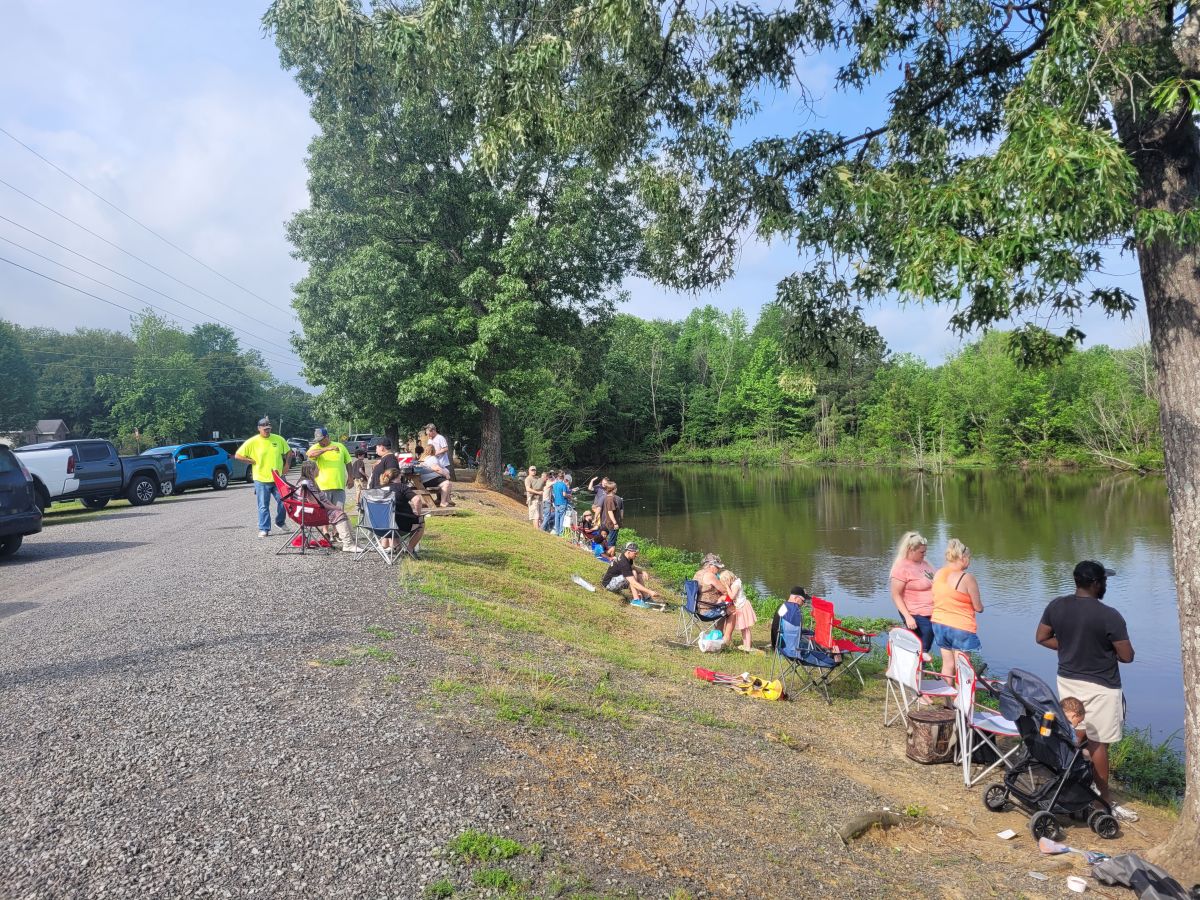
top-left (0, 2), bottom-right (1151, 390)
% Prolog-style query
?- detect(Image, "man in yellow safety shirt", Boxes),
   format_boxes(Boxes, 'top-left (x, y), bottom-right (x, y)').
top-left (306, 427), bottom-right (352, 507)
top-left (235, 417), bottom-right (294, 537)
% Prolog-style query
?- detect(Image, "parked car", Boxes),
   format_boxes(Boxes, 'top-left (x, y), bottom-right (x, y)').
top-left (141, 442), bottom-right (233, 494)
top-left (15, 439), bottom-right (175, 509)
top-left (215, 440), bottom-right (253, 482)
top-left (0, 445), bottom-right (42, 557)
top-left (286, 437), bottom-right (310, 456)
top-left (347, 433), bottom-right (382, 458)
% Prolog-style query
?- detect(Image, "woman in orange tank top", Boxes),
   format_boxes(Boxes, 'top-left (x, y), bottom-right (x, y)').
top-left (931, 538), bottom-right (984, 681)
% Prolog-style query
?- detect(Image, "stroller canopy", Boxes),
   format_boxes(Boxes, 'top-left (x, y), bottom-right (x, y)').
top-left (1000, 668), bottom-right (1076, 745)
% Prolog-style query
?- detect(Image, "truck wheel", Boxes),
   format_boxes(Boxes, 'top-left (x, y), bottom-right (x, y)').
top-left (34, 483), bottom-right (50, 512)
top-left (212, 469), bottom-right (229, 491)
top-left (128, 475), bottom-right (157, 506)
top-left (160, 480), bottom-right (176, 496)
top-left (80, 497), bottom-right (110, 511)
top-left (244, 470), bottom-right (253, 484)
top-left (0, 535), bottom-right (23, 557)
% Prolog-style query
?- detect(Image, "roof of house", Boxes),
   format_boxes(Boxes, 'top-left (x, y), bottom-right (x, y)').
top-left (36, 419), bottom-right (68, 432)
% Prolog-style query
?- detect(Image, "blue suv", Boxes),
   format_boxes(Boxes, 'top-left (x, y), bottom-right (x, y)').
top-left (141, 442), bottom-right (232, 494)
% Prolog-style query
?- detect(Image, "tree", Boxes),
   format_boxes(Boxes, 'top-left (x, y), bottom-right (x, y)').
top-left (96, 313), bottom-right (203, 446)
top-left (380, 0), bottom-right (1200, 870)
top-left (0, 320), bottom-right (38, 431)
top-left (188, 324), bottom-right (271, 442)
top-left (265, 0), bottom-right (642, 489)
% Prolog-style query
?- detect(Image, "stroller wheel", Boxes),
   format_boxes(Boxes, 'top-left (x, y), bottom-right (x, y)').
top-left (982, 784), bottom-right (1009, 812)
top-left (1092, 813), bottom-right (1120, 839)
top-left (1030, 811), bottom-right (1063, 842)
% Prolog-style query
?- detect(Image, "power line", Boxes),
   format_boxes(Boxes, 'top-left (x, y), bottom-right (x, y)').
top-left (0, 233), bottom-right (302, 366)
top-left (0, 126), bottom-right (298, 319)
top-left (0, 213), bottom-right (295, 337)
top-left (0, 177), bottom-right (299, 335)
top-left (0, 254), bottom-right (303, 371)
top-left (20, 347), bottom-right (287, 373)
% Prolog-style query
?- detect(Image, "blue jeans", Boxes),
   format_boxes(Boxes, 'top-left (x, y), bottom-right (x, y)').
top-left (912, 614), bottom-right (935, 652)
top-left (552, 504), bottom-right (569, 536)
top-left (541, 501), bottom-right (555, 532)
top-left (933, 622), bottom-right (982, 652)
top-left (254, 481), bottom-right (286, 532)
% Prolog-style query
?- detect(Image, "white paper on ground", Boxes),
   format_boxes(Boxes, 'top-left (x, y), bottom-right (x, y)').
top-left (996, 829), bottom-right (1017, 840)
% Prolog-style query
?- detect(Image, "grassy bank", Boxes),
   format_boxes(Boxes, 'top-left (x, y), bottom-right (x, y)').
top-left (405, 489), bottom-right (1183, 813)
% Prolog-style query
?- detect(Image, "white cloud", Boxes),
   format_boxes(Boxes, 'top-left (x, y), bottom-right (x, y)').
top-left (0, 1), bottom-right (314, 385)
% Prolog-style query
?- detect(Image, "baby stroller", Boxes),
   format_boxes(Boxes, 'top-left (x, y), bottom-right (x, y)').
top-left (981, 668), bottom-right (1120, 841)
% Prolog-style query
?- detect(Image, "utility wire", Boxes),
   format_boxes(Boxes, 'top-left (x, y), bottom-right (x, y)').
top-left (0, 177), bottom-right (299, 334)
top-left (0, 126), bottom-right (298, 319)
top-left (0, 213), bottom-right (294, 337)
top-left (0, 233), bottom-right (301, 365)
top-left (20, 347), bottom-right (285, 373)
top-left (0, 254), bottom-right (303, 371)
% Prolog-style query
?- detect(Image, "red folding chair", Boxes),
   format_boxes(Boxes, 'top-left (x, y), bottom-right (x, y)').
top-left (272, 470), bottom-right (332, 555)
top-left (810, 596), bottom-right (877, 688)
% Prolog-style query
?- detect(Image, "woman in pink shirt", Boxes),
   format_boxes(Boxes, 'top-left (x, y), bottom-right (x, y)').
top-left (889, 531), bottom-right (935, 651)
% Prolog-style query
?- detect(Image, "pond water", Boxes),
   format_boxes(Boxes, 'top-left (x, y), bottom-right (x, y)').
top-left (609, 464), bottom-right (1183, 742)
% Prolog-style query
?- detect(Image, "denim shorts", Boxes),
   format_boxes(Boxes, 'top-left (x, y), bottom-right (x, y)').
top-left (932, 622), bottom-right (981, 652)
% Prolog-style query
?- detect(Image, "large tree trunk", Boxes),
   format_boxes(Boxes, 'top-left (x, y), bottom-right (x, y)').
top-left (477, 400), bottom-right (503, 490)
top-left (1128, 113), bottom-right (1200, 883)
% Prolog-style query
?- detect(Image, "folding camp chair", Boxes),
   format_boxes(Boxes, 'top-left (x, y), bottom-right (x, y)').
top-left (273, 470), bottom-right (333, 556)
top-left (672, 579), bottom-right (727, 647)
top-left (354, 489), bottom-right (413, 565)
top-left (953, 654), bottom-right (1022, 787)
top-left (883, 627), bottom-right (957, 727)
top-left (769, 608), bottom-right (839, 703)
top-left (809, 597), bottom-right (876, 687)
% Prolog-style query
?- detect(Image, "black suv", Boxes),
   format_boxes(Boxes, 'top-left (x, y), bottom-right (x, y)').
top-left (0, 445), bottom-right (43, 558)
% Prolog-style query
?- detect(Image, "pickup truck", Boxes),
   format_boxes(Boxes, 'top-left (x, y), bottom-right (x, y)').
top-left (15, 439), bottom-right (176, 510)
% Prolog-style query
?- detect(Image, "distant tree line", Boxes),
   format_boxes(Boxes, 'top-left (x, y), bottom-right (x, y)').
top-left (0, 314), bottom-right (315, 449)
top-left (506, 306), bottom-right (1162, 472)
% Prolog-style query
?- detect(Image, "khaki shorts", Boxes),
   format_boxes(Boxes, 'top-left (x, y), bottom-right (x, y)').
top-left (1057, 676), bottom-right (1125, 744)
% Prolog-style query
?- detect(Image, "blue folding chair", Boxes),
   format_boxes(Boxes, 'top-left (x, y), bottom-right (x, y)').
top-left (769, 604), bottom-right (839, 703)
top-left (354, 489), bottom-right (411, 565)
top-left (672, 579), bottom-right (727, 647)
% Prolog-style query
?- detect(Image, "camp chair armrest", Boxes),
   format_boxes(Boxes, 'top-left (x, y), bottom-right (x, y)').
top-left (833, 622), bottom-right (875, 638)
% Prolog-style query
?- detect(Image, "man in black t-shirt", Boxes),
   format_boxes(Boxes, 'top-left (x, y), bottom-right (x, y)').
top-left (1036, 560), bottom-right (1137, 820)
top-left (601, 542), bottom-right (657, 603)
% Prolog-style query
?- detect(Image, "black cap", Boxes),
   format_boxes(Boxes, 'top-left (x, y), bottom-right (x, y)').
top-left (1074, 560), bottom-right (1116, 587)
top-left (789, 586), bottom-right (808, 600)
top-left (375, 437), bottom-right (392, 449)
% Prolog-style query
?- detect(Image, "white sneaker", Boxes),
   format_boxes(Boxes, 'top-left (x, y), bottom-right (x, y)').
top-left (258, 530), bottom-right (269, 538)
top-left (341, 545), bottom-right (359, 553)
top-left (1112, 804), bottom-right (1139, 822)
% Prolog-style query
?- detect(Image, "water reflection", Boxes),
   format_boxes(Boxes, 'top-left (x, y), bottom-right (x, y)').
top-left (614, 465), bottom-right (1182, 740)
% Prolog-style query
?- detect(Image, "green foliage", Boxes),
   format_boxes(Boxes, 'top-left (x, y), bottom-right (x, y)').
top-left (1111, 728), bottom-right (1186, 807)
top-left (8, 316), bottom-right (310, 446)
top-left (422, 879), bottom-right (455, 899)
top-left (447, 830), bottom-right (527, 863)
top-left (0, 320), bottom-right (37, 430)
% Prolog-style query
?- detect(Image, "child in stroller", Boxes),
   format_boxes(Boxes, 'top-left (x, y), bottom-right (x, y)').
top-left (982, 668), bottom-right (1120, 841)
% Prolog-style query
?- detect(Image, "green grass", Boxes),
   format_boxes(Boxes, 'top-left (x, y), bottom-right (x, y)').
top-left (365, 625), bottom-right (397, 640)
top-left (472, 868), bottom-right (525, 892)
top-left (1111, 727), bottom-right (1186, 808)
top-left (447, 829), bottom-right (528, 863)
top-left (39, 491), bottom-right (197, 527)
top-left (423, 878), bottom-right (455, 899)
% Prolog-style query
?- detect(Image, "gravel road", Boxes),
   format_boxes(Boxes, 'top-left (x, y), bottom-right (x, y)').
top-left (0, 487), bottom-right (517, 899)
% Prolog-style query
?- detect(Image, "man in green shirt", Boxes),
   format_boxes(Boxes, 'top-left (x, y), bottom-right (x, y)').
top-left (306, 427), bottom-right (352, 507)
top-left (235, 417), bottom-right (294, 537)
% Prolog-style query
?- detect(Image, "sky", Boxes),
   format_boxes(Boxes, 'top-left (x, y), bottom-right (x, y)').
top-left (0, 2), bottom-right (1152, 391)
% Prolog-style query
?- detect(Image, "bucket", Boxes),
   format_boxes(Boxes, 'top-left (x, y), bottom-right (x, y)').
top-left (905, 707), bottom-right (957, 764)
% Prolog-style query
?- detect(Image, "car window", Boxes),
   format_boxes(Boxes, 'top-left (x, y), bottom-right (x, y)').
top-left (191, 445), bottom-right (217, 458)
top-left (79, 442), bottom-right (111, 462)
top-left (0, 448), bottom-right (18, 473)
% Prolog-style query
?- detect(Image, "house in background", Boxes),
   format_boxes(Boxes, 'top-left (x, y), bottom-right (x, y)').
top-left (0, 418), bottom-right (70, 447)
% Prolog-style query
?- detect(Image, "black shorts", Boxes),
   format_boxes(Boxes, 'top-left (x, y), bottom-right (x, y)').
top-left (422, 475), bottom-right (447, 489)
top-left (395, 515), bottom-right (420, 534)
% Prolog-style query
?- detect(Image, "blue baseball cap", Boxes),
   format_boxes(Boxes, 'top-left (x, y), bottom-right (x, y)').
top-left (314, 426), bottom-right (328, 438)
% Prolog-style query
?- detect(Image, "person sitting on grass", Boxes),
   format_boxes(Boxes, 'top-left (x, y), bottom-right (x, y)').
top-left (602, 542), bottom-right (658, 603)
top-left (376, 469), bottom-right (426, 558)
top-left (296, 460), bottom-right (356, 552)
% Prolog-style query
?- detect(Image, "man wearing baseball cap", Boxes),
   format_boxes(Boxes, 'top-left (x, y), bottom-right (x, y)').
top-left (601, 542), bottom-right (658, 604)
top-left (1036, 560), bottom-right (1138, 821)
top-left (234, 417), bottom-right (294, 536)
top-left (306, 427), bottom-right (353, 508)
